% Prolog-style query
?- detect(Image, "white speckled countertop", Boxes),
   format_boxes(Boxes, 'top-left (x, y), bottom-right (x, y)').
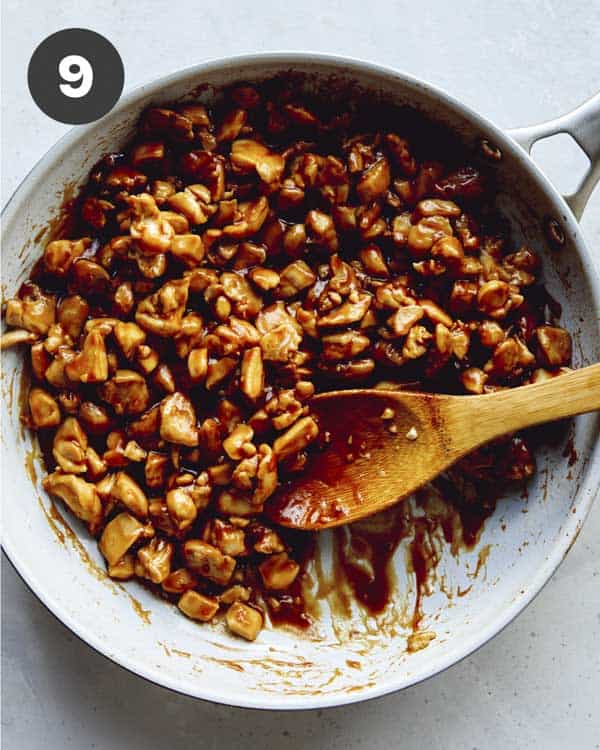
top-left (1, 1), bottom-right (599, 747)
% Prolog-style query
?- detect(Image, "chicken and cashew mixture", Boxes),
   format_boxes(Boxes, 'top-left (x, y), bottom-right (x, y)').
top-left (3, 81), bottom-right (573, 641)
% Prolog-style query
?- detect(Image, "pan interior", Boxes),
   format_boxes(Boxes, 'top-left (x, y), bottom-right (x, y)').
top-left (2, 57), bottom-right (598, 709)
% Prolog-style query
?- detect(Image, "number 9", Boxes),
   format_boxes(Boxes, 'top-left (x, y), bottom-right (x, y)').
top-left (58, 55), bottom-right (93, 99)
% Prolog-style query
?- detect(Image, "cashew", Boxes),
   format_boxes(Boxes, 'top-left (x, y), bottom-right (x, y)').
top-left (240, 347), bottom-right (264, 401)
top-left (273, 416), bottom-right (319, 459)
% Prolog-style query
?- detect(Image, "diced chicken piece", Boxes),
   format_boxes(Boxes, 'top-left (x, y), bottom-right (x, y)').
top-left (52, 417), bottom-right (88, 473)
top-left (168, 184), bottom-right (214, 225)
top-left (216, 489), bottom-right (257, 517)
top-left (183, 540), bottom-right (236, 585)
top-left (135, 538), bottom-right (173, 584)
top-left (249, 267), bottom-right (280, 291)
top-left (219, 272), bottom-right (263, 318)
top-left (219, 585), bottom-right (251, 605)
top-left (251, 524), bottom-right (285, 554)
top-left (477, 280), bottom-right (510, 315)
top-left (402, 325), bottom-right (432, 360)
top-left (142, 107), bottom-right (194, 139)
top-left (318, 293), bottom-right (372, 328)
top-left (78, 402), bottom-right (112, 435)
top-left (257, 302), bottom-right (303, 362)
top-left (387, 306), bottom-right (424, 337)
top-left (109, 471), bottom-right (149, 518)
top-left (225, 602), bottom-right (263, 641)
top-left (321, 331), bottom-right (370, 361)
top-left (135, 277), bottom-right (190, 336)
top-left (144, 452), bottom-right (169, 489)
top-left (43, 471), bottom-right (102, 531)
top-left (162, 568), bottom-right (197, 594)
top-left (231, 140), bottom-right (285, 186)
top-left (107, 554), bottom-right (135, 580)
top-left (170, 234), bottom-right (205, 267)
top-left (258, 552), bottom-right (300, 590)
top-left (536, 325), bottom-right (572, 367)
top-left (99, 512), bottom-right (153, 567)
top-left (416, 199), bottom-right (461, 217)
top-left (43, 238), bottom-right (90, 276)
top-left (127, 193), bottom-right (174, 254)
top-left (306, 210), bottom-right (338, 252)
top-left (203, 518), bottom-right (247, 557)
top-left (223, 424), bottom-right (254, 461)
top-left (253, 445), bottom-right (278, 504)
top-left (418, 299), bottom-right (453, 328)
top-left (222, 197), bottom-right (270, 240)
top-left (178, 590), bottom-right (219, 622)
top-left (166, 487), bottom-right (198, 532)
top-left (461, 367), bottom-right (488, 394)
top-left (44, 349), bottom-right (77, 388)
top-left (485, 338), bottom-right (520, 376)
top-left (99, 370), bottom-right (150, 415)
top-left (159, 392), bottom-right (199, 447)
top-left (65, 329), bottom-right (109, 383)
top-left (356, 157), bottom-right (390, 202)
top-left (69, 259), bottom-right (110, 297)
top-left (114, 321), bottom-right (146, 359)
top-left (57, 295), bottom-right (90, 340)
top-left (28, 388), bottom-right (61, 429)
top-left (277, 261), bottom-right (316, 299)
top-left (5, 285), bottom-right (56, 335)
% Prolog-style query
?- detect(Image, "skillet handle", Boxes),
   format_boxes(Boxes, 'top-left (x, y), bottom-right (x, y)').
top-left (507, 92), bottom-right (600, 220)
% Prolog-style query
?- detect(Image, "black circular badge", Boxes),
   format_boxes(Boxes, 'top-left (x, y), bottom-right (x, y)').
top-left (28, 28), bottom-right (124, 125)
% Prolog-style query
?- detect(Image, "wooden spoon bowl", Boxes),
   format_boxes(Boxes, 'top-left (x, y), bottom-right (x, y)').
top-left (266, 363), bottom-right (600, 530)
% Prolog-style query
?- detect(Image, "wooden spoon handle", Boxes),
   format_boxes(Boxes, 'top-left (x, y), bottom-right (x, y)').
top-left (447, 363), bottom-right (600, 455)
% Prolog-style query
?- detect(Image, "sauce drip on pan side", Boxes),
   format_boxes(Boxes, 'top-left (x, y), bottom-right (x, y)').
top-left (330, 473), bottom-right (498, 625)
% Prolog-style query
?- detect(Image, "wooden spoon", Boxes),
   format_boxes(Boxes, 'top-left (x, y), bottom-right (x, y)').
top-left (266, 363), bottom-right (600, 531)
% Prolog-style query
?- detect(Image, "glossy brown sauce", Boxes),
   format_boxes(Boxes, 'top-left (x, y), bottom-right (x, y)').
top-left (21, 212), bottom-right (505, 635)
top-left (333, 512), bottom-right (408, 614)
top-left (19, 210), bottom-right (526, 639)
top-left (13, 75), bottom-right (570, 642)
